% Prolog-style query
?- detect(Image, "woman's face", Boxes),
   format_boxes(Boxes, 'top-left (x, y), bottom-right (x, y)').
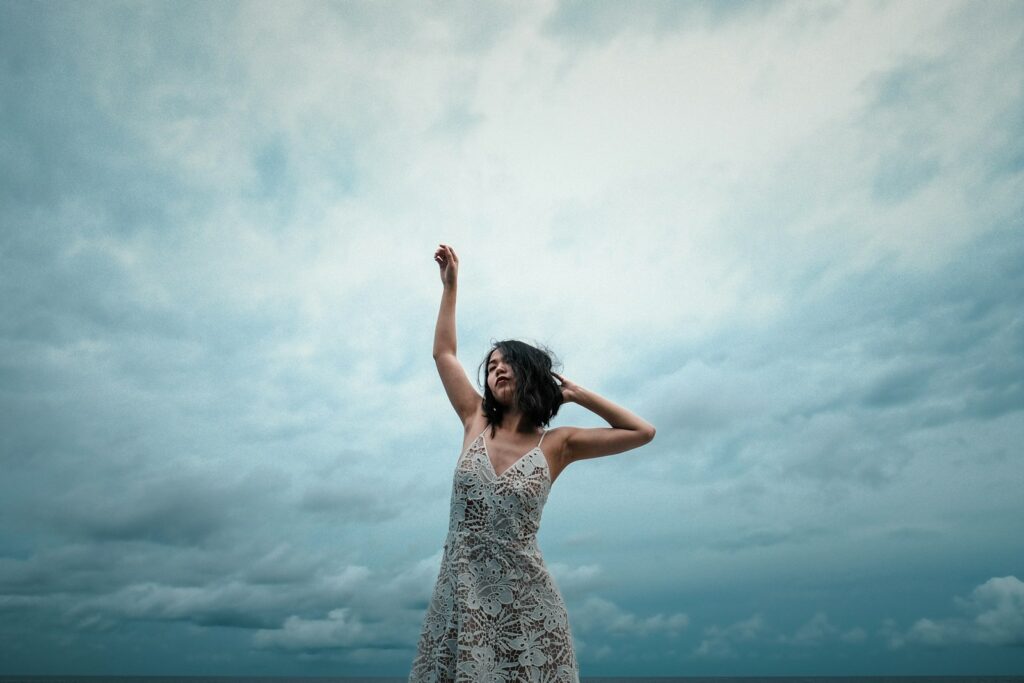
top-left (487, 349), bottom-right (515, 402)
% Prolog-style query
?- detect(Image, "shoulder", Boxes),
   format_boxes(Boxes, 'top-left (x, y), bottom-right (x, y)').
top-left (540, 426), bottom-right (573, 466)
top-left (538, 426), bottom-right (578, 484)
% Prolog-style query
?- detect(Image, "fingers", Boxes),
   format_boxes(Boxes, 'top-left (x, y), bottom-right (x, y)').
top-left (435, 243), bottom-right (458, 266)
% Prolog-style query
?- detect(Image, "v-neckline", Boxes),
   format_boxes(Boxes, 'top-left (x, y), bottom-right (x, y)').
top-left (479, 430), bottom-right (544, 479)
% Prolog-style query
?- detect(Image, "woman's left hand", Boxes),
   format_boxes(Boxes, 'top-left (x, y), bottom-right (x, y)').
top-left (552, 371), bottom-right (581, 404)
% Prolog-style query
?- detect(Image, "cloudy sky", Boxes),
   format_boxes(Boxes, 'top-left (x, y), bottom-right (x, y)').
top-left (2, 0), bottom-right (1023, 677)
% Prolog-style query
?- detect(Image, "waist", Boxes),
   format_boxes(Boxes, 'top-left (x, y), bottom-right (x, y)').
top-left (446, 529), bottom-right (539, 551)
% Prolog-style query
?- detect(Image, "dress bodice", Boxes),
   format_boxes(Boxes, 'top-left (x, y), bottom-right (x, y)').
top-left (446, 430), bottom-right (550, 552)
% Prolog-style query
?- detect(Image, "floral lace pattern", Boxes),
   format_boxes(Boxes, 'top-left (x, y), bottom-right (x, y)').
top-left (409, 429), bottom-right (580, 682)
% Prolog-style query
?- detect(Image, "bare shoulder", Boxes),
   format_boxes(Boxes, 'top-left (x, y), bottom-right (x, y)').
top-left (540, 425), bottom-right (566, 449)
top-left (541, 426), bottom-right (574, 473)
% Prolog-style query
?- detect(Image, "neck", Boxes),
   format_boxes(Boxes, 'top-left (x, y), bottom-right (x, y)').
top-left (493, 408), bottom-right (536, 435)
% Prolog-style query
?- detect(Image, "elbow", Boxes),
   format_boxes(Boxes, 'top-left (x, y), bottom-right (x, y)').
top-left (642, 425), bottom-right (656, 443)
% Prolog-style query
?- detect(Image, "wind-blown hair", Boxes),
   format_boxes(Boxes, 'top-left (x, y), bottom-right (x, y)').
top-left (477, 339), bottom-right (563, 436)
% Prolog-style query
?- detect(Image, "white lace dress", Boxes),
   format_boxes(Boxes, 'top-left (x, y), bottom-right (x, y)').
top-left (409, 427), bottom-right (580, 683)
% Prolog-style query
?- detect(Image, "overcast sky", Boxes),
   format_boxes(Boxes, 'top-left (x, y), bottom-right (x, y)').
top-left (1, 0), bottom-right (1022, 677)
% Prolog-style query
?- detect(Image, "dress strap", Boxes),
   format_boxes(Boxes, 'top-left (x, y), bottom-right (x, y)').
top-left (537, 429), bottom-right (547, 448)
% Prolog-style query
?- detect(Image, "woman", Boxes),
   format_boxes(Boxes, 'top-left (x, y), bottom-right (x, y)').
top-left (409, 244), bottom-right (656, 682)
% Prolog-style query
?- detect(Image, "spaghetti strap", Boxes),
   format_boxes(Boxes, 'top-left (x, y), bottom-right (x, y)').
top-left (537, 428), bottom-right (547, 448)
top-left (458, 427), bottom-right (488, 465)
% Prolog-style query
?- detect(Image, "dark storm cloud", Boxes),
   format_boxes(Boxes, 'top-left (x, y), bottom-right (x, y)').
top-left (0, 472), bottom-right (305, 604)
top-left (703, 524), bottom-right (832, 553)
top-left (299, 483), bottom-right (403, 521)
top-left (68, 568), bottom-right (368, 631)
top-left (0, 540), bottom-right (375, 633)
top-left (0, 544), bottom-right (120, 598)
top-left (40, 474), bottom-right (231, 546)
top-left (860, 362), bottom-right (938, 409)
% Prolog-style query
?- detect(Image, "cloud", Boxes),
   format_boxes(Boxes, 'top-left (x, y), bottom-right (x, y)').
top-left (251, 548), bottom-right (491, 653)
top-left (2, 0), bottom-right (1023, 675)
top-left (252, 607), bottom-right (373, 652)
top-left (777, 611), bottom-right (866, 647)
top-left (542, 0), bottom-right (779, 46)
top-left (381, 549), bottom-right (447, 611)
top-left (778, 611), bottom-right (838, 646)
top-left (72, 581), bottom-right (283, 629)
top-left (694, 613), bottom-right (765, 658)
top-left (573, 595), bottom-right (689, 637)
top-left (887, 575), bottom-right (1024, 649)
top-left (703, 525), bottom-right (832, 553)
top-left (68, 564), bottom-right (372, 630)
top-left (41, 474), bottom-right (235, 546)
top-left (298, 483), bottom-right (403, 522)
top-left (689, 610), bottom-right (871, 659)
top-left (547, 562), bottom-right (603, 595)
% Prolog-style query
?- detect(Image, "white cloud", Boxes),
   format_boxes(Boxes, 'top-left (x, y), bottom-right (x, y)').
top-left (694, 613), bottom-right (765, 658)
top-left (890, 575), bottom-right (1024, 649)
top-left (573, 595), bottom-right (688, 637)
top-left (252, 607), bottom-right (370, 651)
top-left (778, 611), bottom-right (838, 646)
top-left (548, 561), bottom-right (603, 593)
top-left (841, 626), bottom-right (867, 644)
top-left (777, 611), bottom-right (867, 647)
top-left (382, 549), bottom-right (447, 608)
top-left (68, 564), bottom-right (372, 629)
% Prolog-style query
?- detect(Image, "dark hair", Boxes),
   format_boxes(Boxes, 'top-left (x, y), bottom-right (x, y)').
top-left (477, 339), bottom-right (563, 436)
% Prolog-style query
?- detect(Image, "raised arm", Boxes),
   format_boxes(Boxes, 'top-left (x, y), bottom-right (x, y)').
top-left (553, 371), bottom-right (656, 463)
top-left (432, 244), bottom-right (482, 428)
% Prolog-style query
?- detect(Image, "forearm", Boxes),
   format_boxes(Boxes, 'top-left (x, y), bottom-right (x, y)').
top-left (432, 284), bottom-right (458, 357)
top-left (571, 385), bottom-right (655, 434)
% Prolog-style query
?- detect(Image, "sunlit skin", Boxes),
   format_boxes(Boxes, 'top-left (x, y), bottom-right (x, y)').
top-left (432, 243), bottom-right (655, 485)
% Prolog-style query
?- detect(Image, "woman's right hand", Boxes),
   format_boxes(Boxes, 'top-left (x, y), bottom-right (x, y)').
top-left (434, 243), bottom-right (459, 288)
